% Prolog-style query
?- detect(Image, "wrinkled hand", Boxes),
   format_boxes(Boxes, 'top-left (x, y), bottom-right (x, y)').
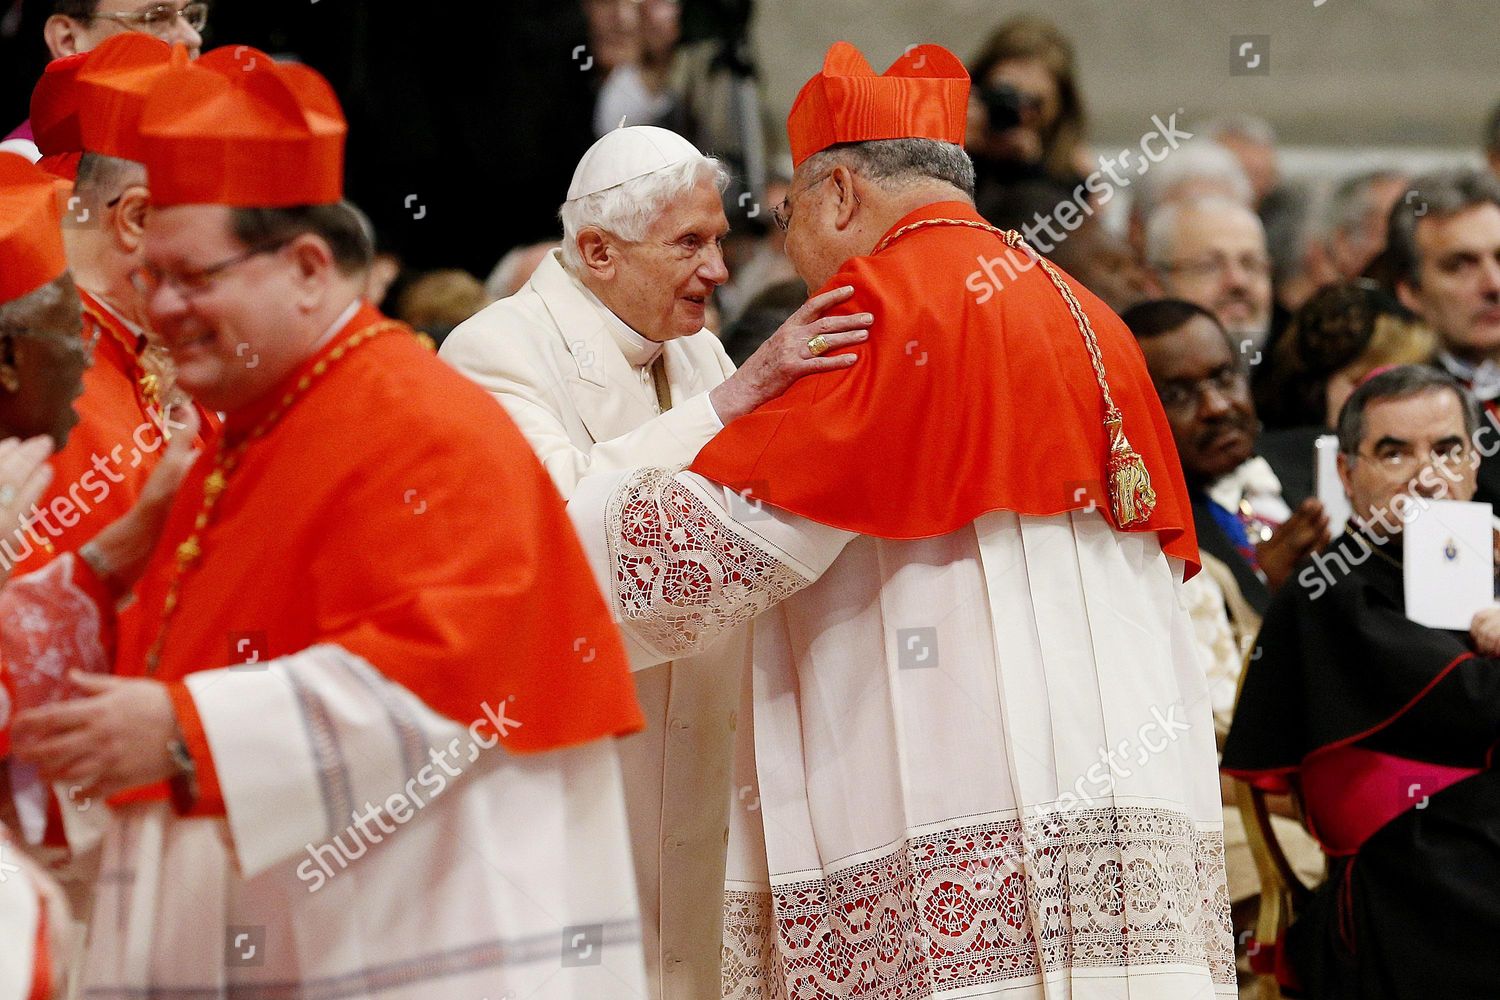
top-left (709, 285), bottom-right (869, 425)
top-left (11, 671), bottom-right (179, 799)
top-left (1256, 498), bottom-right (1331, 591)
top-left (85, 405), bottom-right (201, 596)
top-left (1472, 606), bottom-right (1500, 657)
top-left (0, 436), bottom-right (55, 585)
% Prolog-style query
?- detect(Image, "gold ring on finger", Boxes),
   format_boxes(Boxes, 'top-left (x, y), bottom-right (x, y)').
top-left (807, 335), bottom-right (830, 357)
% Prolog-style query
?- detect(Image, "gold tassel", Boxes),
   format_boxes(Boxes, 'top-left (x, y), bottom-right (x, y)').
top-left (1105, 410), bottom-right (1157, 528)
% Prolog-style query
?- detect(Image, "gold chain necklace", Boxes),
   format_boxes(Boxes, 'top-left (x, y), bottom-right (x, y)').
top-left (872, 217), bottom-right (1157, 528)
top-left (143, 319), bottom-right (406, 674)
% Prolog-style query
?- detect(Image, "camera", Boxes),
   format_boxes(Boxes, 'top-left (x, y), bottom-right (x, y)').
top-left (978, 82), bottom-right (1040, 132)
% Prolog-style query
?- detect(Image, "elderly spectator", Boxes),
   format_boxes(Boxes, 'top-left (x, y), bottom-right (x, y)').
top-left (1261, 179), bottom-right (1339, 320)
top-left (1203, 113), bottom-right (1281, 208)
top-left (1147, 195), bottom-right (1275, 350)
top-left (1325, 169), bottom-right (1411, 280)
top-left (1387, 169), bottom-right (1500, 502)
top-left (1129, 140), bottom-right (1253, 255)
top-left (1225, 365), bottom-right (1500, 1000)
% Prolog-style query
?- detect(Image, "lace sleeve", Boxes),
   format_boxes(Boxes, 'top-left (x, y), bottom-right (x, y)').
top-left (604, 467), bottom-right (816, 659)
top-left (0, 554), bottom-right (109, 723)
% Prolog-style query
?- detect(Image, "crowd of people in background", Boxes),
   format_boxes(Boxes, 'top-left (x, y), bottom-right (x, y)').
top-left (5, 3), bottom-right (1500, 999)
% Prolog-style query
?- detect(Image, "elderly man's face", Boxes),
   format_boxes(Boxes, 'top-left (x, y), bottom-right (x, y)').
top-left (1338, 388), bottom-right (1476, 542)
top-left (1156, 204), bottom-right (1272, 341)
top-left (141, 204), bottom-right (325, 413)
top-left (1138, 313), bottom-right (1258, 483)
top-left (606, 177), bottom-right (729, 342)
top-left (1398, 203), bottom-right (1500, 361)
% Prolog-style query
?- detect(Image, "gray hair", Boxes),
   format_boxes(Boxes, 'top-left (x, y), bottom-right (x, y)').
top-left (1387, 169), bottom-right (1500, 287)
top-left (800, 138), bottom-right (976, 199)
top-left (74, 151), bottom-right (145, 200)
top-left (1320, 168), bottom-right (1405, 244)
top-left (558, 157), bottom-right (729, 272)
top-left (0, 272), bottom-right (74, 329)
top-left (1132, 140), bottom-right (1252, 223)
top-left (1144, 195), bottom-right (1264, 270)
top-left (1201, 114), bottom-right (1277, 147)
top-left (1336, 364), bottom-right (1479, 456)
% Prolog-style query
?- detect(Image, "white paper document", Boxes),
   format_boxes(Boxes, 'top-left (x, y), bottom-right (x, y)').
top-left (1404, 499), bottom-right (1495, 630)
top-left (1314, 434), bottom-right (1352, 537)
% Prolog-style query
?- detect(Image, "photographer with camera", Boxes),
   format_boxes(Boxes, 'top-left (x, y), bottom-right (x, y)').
top-left (966, 15), bottom-right (1091, 204)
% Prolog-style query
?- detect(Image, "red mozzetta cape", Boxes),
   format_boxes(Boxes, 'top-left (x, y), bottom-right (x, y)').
top-left (690, 201), bottom-right (1198, 572)
top-left (116, 305), bottom-right (643, 763)
top-left (13, 290), bottom-right (218, 577)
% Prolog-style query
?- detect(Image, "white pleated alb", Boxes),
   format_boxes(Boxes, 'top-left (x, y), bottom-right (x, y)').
top-left (570, 469), bottom-right (1236, 999)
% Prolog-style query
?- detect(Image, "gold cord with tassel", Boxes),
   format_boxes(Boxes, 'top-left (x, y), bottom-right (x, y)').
top-left (872, 217), bottom-right (1158, 528)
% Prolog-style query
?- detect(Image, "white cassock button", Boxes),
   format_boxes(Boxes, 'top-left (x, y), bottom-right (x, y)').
top-left (664, 952), bottom-right (682, 969)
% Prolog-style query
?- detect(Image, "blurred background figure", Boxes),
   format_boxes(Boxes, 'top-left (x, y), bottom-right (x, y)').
top-left (485, 240), bottom-right (563, 301)
top-left (965, 14), bottom-right (1090, 204)
top-left (1203, 114), bottom-right (1280, 209)
top-left (395, 269), bottom-right (491, 349)
top-left (1486, 99), bottom-right (1500, 180)
top-left (1325, 169), bottom-right (1411, 281)
top-left (1129, 141), bottom-right (1253, 256)
top-left (1256, 280), bottom-right (1435, 433)
top-left (1147, 195), bottom-right (1274, 351)
top-left (981, 177), bottom-right (1155, 314)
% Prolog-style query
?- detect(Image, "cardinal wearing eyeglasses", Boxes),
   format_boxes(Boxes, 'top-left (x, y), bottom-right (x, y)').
top-left (8, 46), bottom-right (652, 998)
top-left (0, 1), bottom-right (206, 164)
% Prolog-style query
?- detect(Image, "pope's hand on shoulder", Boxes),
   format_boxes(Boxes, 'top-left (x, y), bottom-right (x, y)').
top-left (708, 284), bottom-right (869, 425)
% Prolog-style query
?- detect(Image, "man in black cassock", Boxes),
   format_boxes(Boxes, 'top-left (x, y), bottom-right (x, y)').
top-left (1224, 364), bottom-right (1500, 1000)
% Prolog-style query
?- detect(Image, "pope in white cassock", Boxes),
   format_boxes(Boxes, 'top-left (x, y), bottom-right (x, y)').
top-left (441, 125), bottom-right (868, 1000)
top-left (566, 42), bottom-right (1237, 999)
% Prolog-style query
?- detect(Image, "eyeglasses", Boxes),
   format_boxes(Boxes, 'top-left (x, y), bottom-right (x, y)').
top-left (772, 171), bottom-right (836, 232)
top-left (1156, 365), bottom-right (1247, 412)
top-left (93, 1), bottom-right (209, 36)
top-left (130, 239), bottom-right (291, 300)
top-left (1356, 440), bottom-right (1470, 474)
top-left (1159, 253), bottom-right (1272, 281)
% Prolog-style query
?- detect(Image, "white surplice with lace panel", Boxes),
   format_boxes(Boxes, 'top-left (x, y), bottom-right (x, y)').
top-left (570, 466), bottom-right (1237, 999)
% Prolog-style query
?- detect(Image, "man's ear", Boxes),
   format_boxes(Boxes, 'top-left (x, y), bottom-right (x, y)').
top-left (576, 229), bottom-right (617, 280)
top-left (111, 186), bottom-right (150, 256)
top-left (1337, 450), bottom-right (1356, 506)
top-left (831, 165), bottom-right (860, 232)
top-left (288, 233), bottom-right (336, 310)
top-left (1396, 276), bottom-right (1424, 318)
top-left (43, 15), bottom-right (86, 58)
